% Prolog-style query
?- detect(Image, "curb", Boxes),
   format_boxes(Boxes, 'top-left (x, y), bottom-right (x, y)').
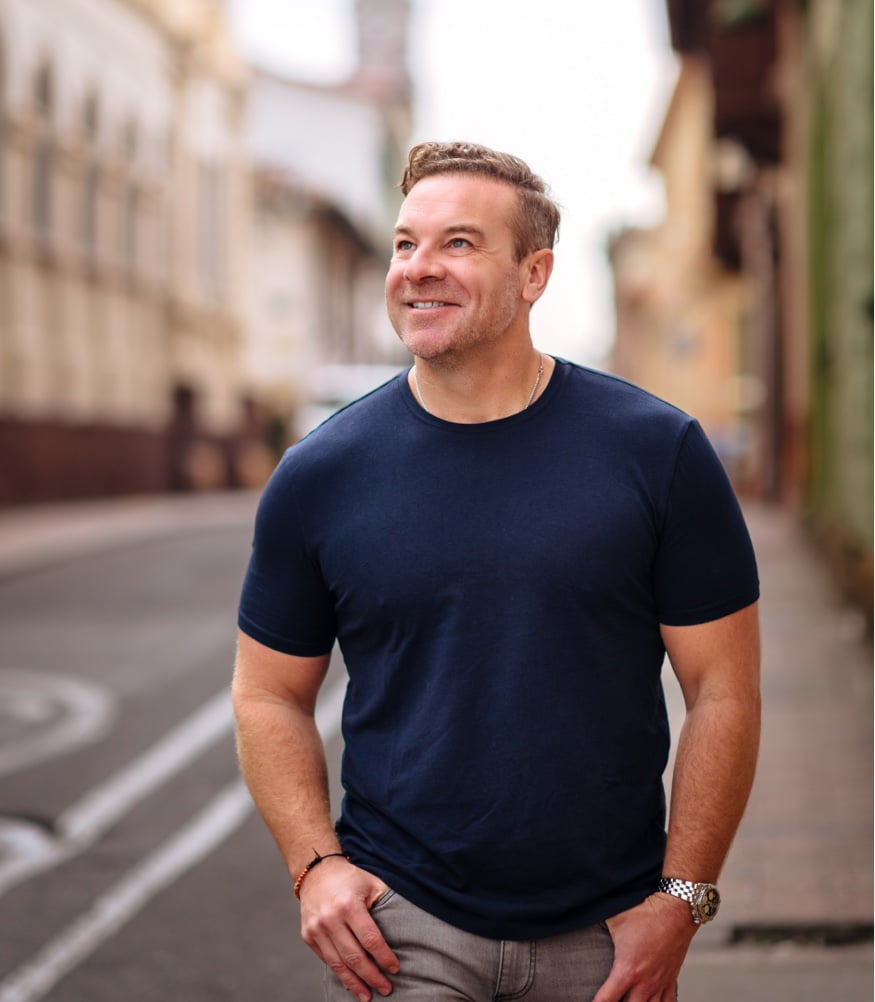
top-left (0, 491), bottom-right (260, 581)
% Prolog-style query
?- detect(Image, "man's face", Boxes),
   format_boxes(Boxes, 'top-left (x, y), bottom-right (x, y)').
top-left (385, 173), bottom-right (531, 361)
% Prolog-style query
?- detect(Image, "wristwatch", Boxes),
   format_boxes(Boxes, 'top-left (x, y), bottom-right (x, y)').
top-left (657, 877), bottom-right (721, 924)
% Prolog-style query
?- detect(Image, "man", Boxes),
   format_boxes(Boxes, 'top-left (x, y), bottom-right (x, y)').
top-left (232, 141), bottom-right (761, 1002)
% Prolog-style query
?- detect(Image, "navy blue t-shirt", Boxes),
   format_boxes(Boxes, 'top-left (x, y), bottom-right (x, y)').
top-left (238, 358), bottom-right (759, 940)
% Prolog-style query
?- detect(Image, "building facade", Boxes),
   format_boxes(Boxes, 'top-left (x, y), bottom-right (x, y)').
top-left (608, 55), bottom-right (755, 484)
top-left (0, 0), bottom-right (250, 504)
top-left (242, 0), bottom-right (411, 445)
top-left (804, 0), bottom-right (873, 608)
top-left (609, 0), bottom-right (872, 614)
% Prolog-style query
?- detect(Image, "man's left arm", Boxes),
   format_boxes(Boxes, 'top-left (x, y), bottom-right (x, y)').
top-left (593, 601), bottom-right (761, 1002)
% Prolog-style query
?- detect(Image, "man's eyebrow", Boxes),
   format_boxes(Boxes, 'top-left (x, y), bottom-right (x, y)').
top-left (444, 223), bottom-right (486, 240)
top-left (393, 223), bottom-right (486, 239)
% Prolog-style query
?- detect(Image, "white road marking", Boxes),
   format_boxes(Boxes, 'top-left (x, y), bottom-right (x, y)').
top-left (0, 677), bottom-right (346, 1002)
top-left (0, 677), bottom-right (348, 895)
top-left (0, 686), bottom-right (233, 896)
top-left (0, 670), bottom-right (116, 778)
top-left (0, 782), bottom-right (252, 1002)
top-left (58, 689), bottom-right (232, 845)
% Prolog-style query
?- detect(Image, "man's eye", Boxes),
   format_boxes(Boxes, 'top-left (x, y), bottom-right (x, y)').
top-left (395, 240), bottom-right (414, 253)
top-left (449, 238), bottom-right (470, 249)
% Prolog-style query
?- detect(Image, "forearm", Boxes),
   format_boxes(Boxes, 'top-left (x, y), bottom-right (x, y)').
top-left (232, 642), bottom-right (399, 999)
top-left (233, 690), bottom-right (340, 876)
top-left (663, 687), bottom-right (761, 880)
top-left (593, 666), bottom-right (760, 1002)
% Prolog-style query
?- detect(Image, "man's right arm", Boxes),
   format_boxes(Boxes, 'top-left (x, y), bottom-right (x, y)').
top-left (231, 630), bottom-right (399, 1001)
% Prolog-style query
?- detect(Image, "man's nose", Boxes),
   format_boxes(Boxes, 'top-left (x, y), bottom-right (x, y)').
top-left (403, 245), bottom-right (444, 282)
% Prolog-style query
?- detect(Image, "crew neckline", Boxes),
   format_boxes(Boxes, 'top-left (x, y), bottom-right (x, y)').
top-left (398, 355), bottom-right (567, 431)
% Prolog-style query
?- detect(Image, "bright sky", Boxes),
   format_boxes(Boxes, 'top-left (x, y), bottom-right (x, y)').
top-left (227, 0), bottom-right (678, 364)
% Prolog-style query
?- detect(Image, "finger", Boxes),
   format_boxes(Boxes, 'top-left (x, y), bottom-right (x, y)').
top-left (311, 911), bottom-right (398, 997)
top-left (591, 970), bottom-right (628, 1002)
top-left (313, 926), bottom-right (393, 1002)
top-left (349, 907), bottom-right (400, 976)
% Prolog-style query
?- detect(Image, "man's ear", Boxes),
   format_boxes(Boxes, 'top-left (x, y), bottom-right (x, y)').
top-left (520, 248), bottom-right (554, 305)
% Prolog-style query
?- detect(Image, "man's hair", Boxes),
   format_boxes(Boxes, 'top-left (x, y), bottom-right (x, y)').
top-left (400, 141), bottom-right (561, 261)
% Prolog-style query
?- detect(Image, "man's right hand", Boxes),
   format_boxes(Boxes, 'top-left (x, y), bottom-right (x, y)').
top-left (299, 858), bottom-right (400, 1001)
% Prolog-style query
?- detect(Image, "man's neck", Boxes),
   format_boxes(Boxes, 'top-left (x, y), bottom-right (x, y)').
top-left (409, 349), bottom-right (553, 423)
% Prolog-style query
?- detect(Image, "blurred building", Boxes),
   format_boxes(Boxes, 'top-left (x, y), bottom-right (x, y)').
top-left (0, 0), bottom-right (251, 504)
top-left (609, 0), bottom-right (872, 614)
top-left (0, 0), bottom-right (415, 504)
top-left (608, 56), bottom-right (753, 482)
top-left (242, 0), bottom-right (412, 444)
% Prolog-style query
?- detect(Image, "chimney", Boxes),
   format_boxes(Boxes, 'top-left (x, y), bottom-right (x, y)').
top-left (353, 0), bottom-right (410, 101)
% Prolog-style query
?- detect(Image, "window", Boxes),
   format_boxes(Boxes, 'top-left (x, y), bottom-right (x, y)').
top-left (0, 35), bottom-right (6, 223)
top-left (83, 92), bottom-right (99, 142)
top-left (32, 61), bottom-right (54, 239)
top-left (82, 163), bottom-right (99, 259)
top-left (123, 183), bottom-right (138, 272)
top-left (34, 62), bottom-right (52, 116)
top-left (81, 92), bottom-right (100, 259)
top-left (121, 115), bottom-right (138, 273)
top-left (198, 160), bottom-right (224, 297)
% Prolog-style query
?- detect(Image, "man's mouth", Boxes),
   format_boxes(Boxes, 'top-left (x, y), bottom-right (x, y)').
top-left (409, 301), bottom-right (453, 309)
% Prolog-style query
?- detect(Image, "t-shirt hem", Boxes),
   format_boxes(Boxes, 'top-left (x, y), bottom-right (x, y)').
top-left (659, 586), bottom-right (760, 628)
top-left (237, 614), bottom-right (333, 657)
top-left (356, 862), bottom-right (653, 941)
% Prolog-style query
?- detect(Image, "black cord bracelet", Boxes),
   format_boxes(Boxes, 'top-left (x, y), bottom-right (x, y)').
top-left (293, 849), bottom-right (350, 899)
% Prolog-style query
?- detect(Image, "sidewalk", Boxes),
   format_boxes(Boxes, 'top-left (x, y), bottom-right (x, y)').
top-left (0, 493), bottom-right (871, 1000)
top-left (675, 502), bottom-right (873, 1000)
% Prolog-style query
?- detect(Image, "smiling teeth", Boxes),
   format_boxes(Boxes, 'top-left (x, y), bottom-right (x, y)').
top-left (411, 301), bottom-right (449, 309)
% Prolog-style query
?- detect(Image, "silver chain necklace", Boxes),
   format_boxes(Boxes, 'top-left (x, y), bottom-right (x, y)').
top-left (412, 353), bottom-right (544, 417)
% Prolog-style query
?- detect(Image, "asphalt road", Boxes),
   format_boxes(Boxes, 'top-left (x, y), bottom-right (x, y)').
top-left (0, 522), bottom-right (344, 1001)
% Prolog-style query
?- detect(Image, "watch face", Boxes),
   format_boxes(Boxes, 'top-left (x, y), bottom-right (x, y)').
top-left (693, 884), bottom-right (721, 922)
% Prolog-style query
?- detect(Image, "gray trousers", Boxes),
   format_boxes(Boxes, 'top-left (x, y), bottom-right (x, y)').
top-left (323, 889), bottom-right (615, 1002)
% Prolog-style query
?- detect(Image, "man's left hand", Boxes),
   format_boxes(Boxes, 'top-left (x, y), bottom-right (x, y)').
top-left (592, 893), bottom-right (696, 1002)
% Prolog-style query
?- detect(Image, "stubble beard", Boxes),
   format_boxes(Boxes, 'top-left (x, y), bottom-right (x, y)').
top-left (391, 270), bottom-right (523, 367)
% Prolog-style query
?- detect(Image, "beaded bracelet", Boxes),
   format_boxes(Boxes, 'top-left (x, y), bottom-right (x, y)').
top-left (293, 849), bottom-right (350, 899)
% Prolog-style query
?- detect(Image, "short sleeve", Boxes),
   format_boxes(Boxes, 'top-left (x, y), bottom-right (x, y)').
top-left (237, 458), bottom-right (337, 656)
top-left (654, 420), bottom-right (759, 626)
